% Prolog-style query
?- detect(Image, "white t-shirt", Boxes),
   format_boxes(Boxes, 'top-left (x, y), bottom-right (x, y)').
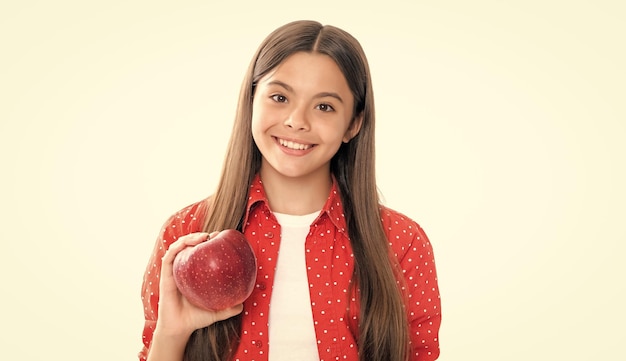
top-left (268, 210), bottom-right (321, 361)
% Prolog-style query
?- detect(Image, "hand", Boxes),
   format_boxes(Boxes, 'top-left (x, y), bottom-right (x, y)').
top-left (154, 231), bottom-right (244, 338)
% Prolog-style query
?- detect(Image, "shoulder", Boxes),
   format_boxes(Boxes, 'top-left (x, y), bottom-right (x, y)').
top-left (379, 205), bottom-right (424, 238)
top-left (160, 197), bottom-right (211, 241)
top-left (379, 205), bottom-right (432, 260)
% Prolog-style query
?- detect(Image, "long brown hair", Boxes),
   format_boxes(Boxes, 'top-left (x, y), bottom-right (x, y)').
top-left (185, 20), bottom-right (409, 361)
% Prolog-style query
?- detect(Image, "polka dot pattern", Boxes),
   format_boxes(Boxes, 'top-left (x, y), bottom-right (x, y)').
top-left (138, 199), bottom-right (208, 361)
top-left (138, 175), bottom-right (441, 360)
top-left (380, 208), bottom-right (442, 360)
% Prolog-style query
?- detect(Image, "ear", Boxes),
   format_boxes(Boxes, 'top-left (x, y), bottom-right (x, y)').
top-left (343, 113), bottom-right (364, 143)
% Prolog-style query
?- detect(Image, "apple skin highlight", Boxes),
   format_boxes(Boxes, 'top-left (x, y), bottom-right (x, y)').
top-left (173, 229), bottom-right (258, 310)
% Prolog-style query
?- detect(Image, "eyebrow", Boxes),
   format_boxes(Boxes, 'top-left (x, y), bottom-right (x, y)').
top-left (266, 80), bottom-right (344, 103)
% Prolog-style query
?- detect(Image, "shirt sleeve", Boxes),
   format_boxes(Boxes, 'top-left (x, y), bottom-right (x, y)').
top-left (137, 214), bottom-right (175, 361)
top-left (401, 223), bottom-right (442, 361)
top-left (137, 201), bottom-right (207, 361)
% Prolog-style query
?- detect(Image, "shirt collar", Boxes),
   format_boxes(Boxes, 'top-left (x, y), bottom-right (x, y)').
top-left (242, 173), bottom-right (347, 234)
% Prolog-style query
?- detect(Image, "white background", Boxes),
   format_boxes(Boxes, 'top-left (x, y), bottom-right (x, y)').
top-left (1, 1), bottom-right (624, 360)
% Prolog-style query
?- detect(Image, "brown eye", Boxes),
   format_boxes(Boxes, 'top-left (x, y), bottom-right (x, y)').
top-left (316, 103), bottom-right (335, 112)
top-left (271, 94), bottom-right (287, 103)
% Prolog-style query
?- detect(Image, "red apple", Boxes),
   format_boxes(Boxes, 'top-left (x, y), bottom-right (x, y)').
top-left (173, 229), bottom-right (257, 310)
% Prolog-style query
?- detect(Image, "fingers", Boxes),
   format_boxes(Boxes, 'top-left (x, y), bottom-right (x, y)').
top-left (162, 232), bottom-right (209, 266)
top-left (175, 300), bottom-right (243, 332)
top-left (160, 232), bottom-right (211, 295)
top-left (212, 304), bottom-right (244, 323)
top-left (154, 230), bottom-right (241, 334)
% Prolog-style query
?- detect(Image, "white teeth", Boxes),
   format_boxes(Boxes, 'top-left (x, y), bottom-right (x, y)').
top-left (278, 138), bottom-right (311, 150)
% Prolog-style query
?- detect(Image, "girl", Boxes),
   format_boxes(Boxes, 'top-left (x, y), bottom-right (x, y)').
top-left (139, 20), bottom-right (441, 361)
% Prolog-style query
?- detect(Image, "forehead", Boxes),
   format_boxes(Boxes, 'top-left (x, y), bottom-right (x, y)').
top-left (258, 52), bottom-right (352, 95)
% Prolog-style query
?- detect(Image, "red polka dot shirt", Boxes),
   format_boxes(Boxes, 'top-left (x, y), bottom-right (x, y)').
top-left (139, 175), bottom-right (442, 360)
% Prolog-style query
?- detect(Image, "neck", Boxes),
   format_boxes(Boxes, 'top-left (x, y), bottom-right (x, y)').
top-left (259, 167), bottom-right (331, 215)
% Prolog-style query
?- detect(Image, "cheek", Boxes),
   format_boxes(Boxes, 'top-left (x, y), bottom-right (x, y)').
top-left (320, 117), bottom-right (353, 143)
top-left (251, 104), bottom-right (270, 145)
top-left (250, 100), bottom-right (263, 131)
top-left (251, 99), bottom-right (286, 135)
top-left (250, 114), bottom-right (263, 145)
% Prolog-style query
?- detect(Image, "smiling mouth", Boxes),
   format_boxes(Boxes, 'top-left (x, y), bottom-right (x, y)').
top-left (276, 137), bottom-right (314, 150)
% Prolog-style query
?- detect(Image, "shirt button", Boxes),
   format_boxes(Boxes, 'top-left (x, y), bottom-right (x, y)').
top-left (257, 283), bottom-right (266, 290)
top-left (252, 339), bottom-right (263, 348)
top-left (265, 231), bottom-right (274, 239)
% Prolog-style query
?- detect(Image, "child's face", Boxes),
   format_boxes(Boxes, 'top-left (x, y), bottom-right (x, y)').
top-left (251, 51), bottom-right (362, 182)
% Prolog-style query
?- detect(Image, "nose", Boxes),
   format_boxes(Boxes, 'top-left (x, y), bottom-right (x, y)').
top-left (284, 106), bottom-right (310, 131)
